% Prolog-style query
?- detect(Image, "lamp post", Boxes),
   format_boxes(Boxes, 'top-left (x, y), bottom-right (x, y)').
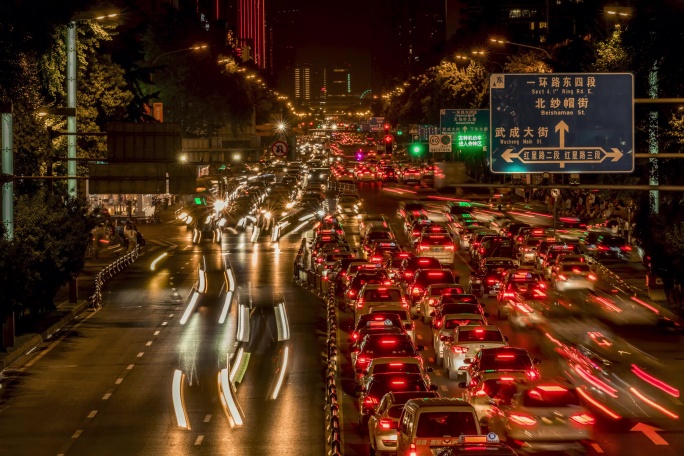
top-left (490, 38), bottom-right (552, 60)
top-left (67, 11), bottom-right (119, 199)
top-left (1, 102), bottom-right (13, 240)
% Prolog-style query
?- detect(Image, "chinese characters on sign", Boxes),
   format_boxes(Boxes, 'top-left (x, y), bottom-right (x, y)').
top-left (489, 73), bottom-right (633, 174)
top-left (440, 109), bottom-right (489, 152)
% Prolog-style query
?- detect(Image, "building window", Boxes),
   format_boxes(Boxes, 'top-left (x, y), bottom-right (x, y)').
top-left (530, 22), bottom-right (535, 30)
top-left (509, 9), bottom-right (521, 18)
top-left (539, 21), bottom-right (547, 29)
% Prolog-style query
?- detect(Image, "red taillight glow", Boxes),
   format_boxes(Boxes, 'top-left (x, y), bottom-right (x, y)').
top-left (379, 418), bottom-right (396, 429)
top-left (357, 298), bottom-right (365, 309)
top-left (576, 387), bottom-right (621, 420)
top-left (389, 363), bottom-right (404, 367)
top-left (526, 370), bottom-right (540, 380)
top-left (537, 385), bottom-right (567, 392)
top-left (500, 377), bottom-right (515, 381)
top-left (452, 346), bottom-right (468, 353)
top-left (557, 274), bottom-right (567, 281)
top-left (391, 380), bottom-right (406, 385)
top-left (364, 396), bottom-right (378, 406)
top-left (409, 443), bottom-right (417, 456)
top-left (497, 354), bottom-right (515, 359)
top-left (631, 296), bottom-right (660, 315)
top-left (629, 387), bottom-right (679, 419)
top-left (427, 272), bottom-right (445, 277)
top-left (631, 365), bottom-right (680, 398)
top-left (588, 274), bottom-right (597, 281)
top-left (570, 413), bottom-right (595, 425)
top-left (381, 339), bottom-right (397, 344)
top-left (509, 413), bottom-right (537, 426)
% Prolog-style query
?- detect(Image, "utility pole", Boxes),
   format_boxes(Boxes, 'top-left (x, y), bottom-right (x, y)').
top-left (1, 102), bottom-right (13, 240)
top-left (67, 22), bottom-right (78, 198)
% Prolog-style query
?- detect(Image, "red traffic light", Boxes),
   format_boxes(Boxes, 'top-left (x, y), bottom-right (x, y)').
top-left (384, 135), bottom-right (393, 143)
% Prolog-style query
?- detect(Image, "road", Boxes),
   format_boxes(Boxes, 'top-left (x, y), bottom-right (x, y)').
top-left (330, 181), bottom-right (684, 456)
top-left (0, 180), bottom-right (682, 456)
top-left (0, 219), bottom-right (325, 455)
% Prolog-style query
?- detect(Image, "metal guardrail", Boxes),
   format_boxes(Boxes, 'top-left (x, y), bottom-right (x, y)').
top-left (292, 238), bottom-right (342, 455)
top-left (89, 246), bottom-right (140, 308)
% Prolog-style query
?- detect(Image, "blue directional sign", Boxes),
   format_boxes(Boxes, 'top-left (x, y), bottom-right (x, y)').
top-left (489, 73), bottom-right (633, 174)
top-left (440, 109), bottom-right (489, 152)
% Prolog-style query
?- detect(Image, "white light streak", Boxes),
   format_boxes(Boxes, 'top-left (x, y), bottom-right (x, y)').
top-left (150, 252), bottom-right (168, 271)
top-left (272, 347), bottom-right (290, 400)
top-left (180, 292), bottom-right (199, 325)
top-left (172, 370), bottom-right (190, 429)
top-left (218, 369), bottom-right (244, 427)
top-left (218, 291), bottom-right (233, 324)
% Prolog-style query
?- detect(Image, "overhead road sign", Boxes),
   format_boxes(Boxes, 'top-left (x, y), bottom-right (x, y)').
top-left (440, 109), bottom-right (489, 152)
top-left (368, 117), bottom-right (385, 132)
top-left (271, 141), bottom-right (288, 157)
top-left (429, 135), bottom-right (452, 153)
top-left (489, 73), bottom-right (634, 174)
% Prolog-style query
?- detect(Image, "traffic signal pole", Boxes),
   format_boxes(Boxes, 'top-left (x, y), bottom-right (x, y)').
top-left (1, 103), bottom-right (12, 240)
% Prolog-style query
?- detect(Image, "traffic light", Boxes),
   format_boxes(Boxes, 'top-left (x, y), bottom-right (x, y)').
top-left (384, 123), bottom-right (390, 135)
top-left (384, 135), bottom-right (393, 154)
top-left (410, 143), bottom-right (425, 158)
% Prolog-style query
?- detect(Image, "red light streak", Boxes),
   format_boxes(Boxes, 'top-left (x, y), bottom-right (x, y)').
top-left (631, 365), bottom-right (680, 398)
top-left (629, 387), bottom-right (679, 419)
top-left (576, 387), bottom-right (621, 420)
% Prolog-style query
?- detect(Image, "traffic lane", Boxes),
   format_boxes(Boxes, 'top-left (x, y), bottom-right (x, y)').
top-left (190, 234), bottom-right (325, 456)
top-left (0, 249), bottom-right (198, 456)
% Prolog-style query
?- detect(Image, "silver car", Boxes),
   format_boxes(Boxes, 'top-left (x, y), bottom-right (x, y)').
top-left (551, 262), bottom-right (596, 292)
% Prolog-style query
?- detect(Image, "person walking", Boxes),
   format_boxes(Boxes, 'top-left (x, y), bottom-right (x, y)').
top-left (124, 223), bottom-right (137, 252)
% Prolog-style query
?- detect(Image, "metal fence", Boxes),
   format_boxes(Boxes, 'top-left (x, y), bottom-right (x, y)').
top-left (89, 246), bottom-right (141, 308)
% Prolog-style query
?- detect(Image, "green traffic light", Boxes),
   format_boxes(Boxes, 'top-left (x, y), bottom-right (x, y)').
top-left (412, 145), bottom-right (422, 154)
top-left (397, 130), bottom-right (403, 136)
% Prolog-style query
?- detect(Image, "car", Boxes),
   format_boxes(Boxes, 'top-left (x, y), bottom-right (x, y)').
top-left (362, 230), bottom-right (396, 254)
top-left (336, 194), bottom-right (364, 220)
top-left (398, 257), bottom-right (442, 285)
top-left (473, 236), bottom-right (516, 265)
top-left (517, 237), bottom-right (544, 264)
top-left (541, 244), bottom-right (582, 278)
top-left (358, 372), bottom-right (437, 431)
top-left (468, 258), bottom-right (518, 297)
top-left (368, 241), bottom-right (403, 264)
top-left (330, 258), bottom-right (367, 291)
top-left (317, 252), bottom-right (355, 278)
top-left (442, 326), bottom-right (508, 380)
top-left (360, 357), bottom-right (433, 388)
top-left (487, 382), bottom-right (594, 455)
top-left (416, 233), bottom-right (456, 266)
top-left (406, 218), bottom-right (434, 245)
top-left (496, 270), bottom-right (545, 318)
top-left (360, 214), bottom-right (391, 239)
top-left (367, 391), bottom-right (440, 455)
top-left (345, 270), bottom-right (392, 310)
top-left (355, 284), bottom-right (408, 324)
top-left (401, 166), bottom-right (422, 182)
top-left (593, 234), bottom-right (632, 260)
top-left (349, 312), bottom-right (405, 347)
top-left (382, 251), bottom-right (414, 281)
top-left (406, 268), bottom-right (459, 306)
top-left (464, 347), bottom-right (541, 388)
top-left (397, 200), bottom-right (427, 220)
top-left (430, 296), bottom-right (483, 323)
top-left (551, 262), bottom-right (597, 292)
top-left (417, 284), bottom-right (466, 324)
top-left (433, 313), bottom-right (488, 366)
top-left (533, 239), bottom-right (564, 270)
top-left (461, 371), bottom-right (533, 428)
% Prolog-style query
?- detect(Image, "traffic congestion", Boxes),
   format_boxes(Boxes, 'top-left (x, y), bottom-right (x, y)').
top-left (214, 131), bottom-right (684, 456)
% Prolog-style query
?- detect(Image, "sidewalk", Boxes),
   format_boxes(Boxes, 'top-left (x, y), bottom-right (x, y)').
top-left (0, 206), bottom-right (181, 370)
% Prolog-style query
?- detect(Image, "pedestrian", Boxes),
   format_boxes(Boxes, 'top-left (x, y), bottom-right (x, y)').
top-left (124, 223), bottom-right (137, 252)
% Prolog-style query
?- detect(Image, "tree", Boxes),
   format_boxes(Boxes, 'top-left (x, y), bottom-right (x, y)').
top-left (503, 52), bottom-right (552, 73)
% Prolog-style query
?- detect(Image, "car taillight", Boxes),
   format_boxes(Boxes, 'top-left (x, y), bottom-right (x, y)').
top-left (363, 396), bottom-right (378, 407)
top-left (526, 369), bottom-right (540, 380)
top-left (588, 274), bottom-right (597, 281)
top-left (503, 292), bottom-right (515, 298)
top-left (445, 245), bottom-right (455, 250)
top-left (509, 413), bottom-right (537, 426)
top-left (351, 332), bottom-right (359, 340)
top-left (487, 278), bottom-right (497, 284)
top-left (452, 346), bottom-right (468, 354)
top-left (379, 418), bottom-right (396, 430)
top-left (570, 413), bottom-right (595, 425)
top-left (428, 298), bottom-right (435, 305)
top-left (401, 297), bottom-right (409, 308)
top-left (371, 256), bottom-right (382, 262)
top-left (434, 320), bottom-right (442, 329)
top-left (621, 245), bottom-right (632, 251)
top-left (412, 287), bottom-right (422, 295)
top-left (348, 290), bottom-right (356, 297)
top-left (357, 356), bottom-right (369, 367)
top-left (557, 274), bottom-right (567, 281)
top-left (405, 272), bottom-right (413, 278)
top-left (409, 443), bottom-right (417, 456)
top-left (598, 245), bottom-right (610, 251)
top-left (357, 298), bottom-right (365, 309)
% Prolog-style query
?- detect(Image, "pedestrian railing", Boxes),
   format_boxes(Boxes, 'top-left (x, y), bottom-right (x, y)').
top-left (89, 246), bottom-right (140, 308)
top-left (292, 238), bottom-right (342, 455)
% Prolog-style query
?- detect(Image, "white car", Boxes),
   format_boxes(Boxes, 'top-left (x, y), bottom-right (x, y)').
top-left (551, 262), bottom-right (596, 292)
top-left (442, 326), bottom-right (508, 380)
top-left (359, 356), bottom-right (432, 386)
top-left (487, 382), bottom-right (594, 454)
top-left (433, 313), bottom-right (487, 366)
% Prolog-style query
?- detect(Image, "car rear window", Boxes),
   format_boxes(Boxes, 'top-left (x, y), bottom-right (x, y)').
top-left (445, 318), bottom-right (482, 329)
top-left (480, 354), bottom-right (532, 371)
top-left (431, 286), bottom-right (465, 296)
top-left (440, 304), bottom-right (480, 316)
top-left (372, 363), bottom-right (421, 375)
top-left (421, 236), bottom-right (454, 246)
top-left (415, 412), bottom-right (478, 438)
top-left (374, 309), bottom-right (410, 321)
top-left (364, 340), bottom-right (416, 356)
top-left (419, 271), bottom-right (455, 284)
top-left (458, 329), bottom-right (503, 342)
top-left (369, 380), bottom-right (426, 400)
top-left (363, 288), bottom-right (402, 302)
top-left (522, 387), bottom-right (580, 407)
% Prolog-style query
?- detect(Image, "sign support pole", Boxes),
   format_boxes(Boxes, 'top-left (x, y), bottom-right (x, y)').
top-left (553, 196), bottom-right (558, 236)
top-left (1, 105), bottom-right (13, 240)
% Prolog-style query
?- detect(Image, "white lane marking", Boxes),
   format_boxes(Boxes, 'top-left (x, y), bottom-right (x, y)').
top-left (127, 364), bottom-right (134, 370)
top-left (71, 430), bottom-right (83, 439)
top-left (162, 322), bottom-right (168, 326)
top-left (102, 393), bottom-right (112, 400)
top-left (203, 414), bottom-right (212, 423)
top-left (146, 341), bottom-right (153, 346)
top-left (115, 378), bottom-right (123, 385)
top-left (194, 435), bottom-right (204, 445)
top-left (169, 314), bottom-right (174, 317)
top-left (591, 443), bottom-right (604, 453)
top-left (88, 410), bottom-right (98, 419)
top-left (137, 352), bottom-right (144, 358)
top-left (440, 385), bottom-right (449, 392)
top-left (417, 334), bottom-right (423, 340)
top-left (171, 288), bottom-right (176, 291)
top-left (154, 330), bottom-right (160, 336)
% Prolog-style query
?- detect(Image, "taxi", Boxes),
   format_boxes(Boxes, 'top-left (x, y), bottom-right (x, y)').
top-left (433, 313), bottom-right (488, 366)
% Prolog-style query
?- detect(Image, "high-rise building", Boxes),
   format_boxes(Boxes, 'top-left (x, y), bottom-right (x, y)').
top-left (237, 0), bottom-right (266, 68)
top-left (294, 66), bottom-right (311, 104)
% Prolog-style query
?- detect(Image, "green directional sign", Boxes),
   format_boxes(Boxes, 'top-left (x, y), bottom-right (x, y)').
top-left (440, 109), bottom-right (489, 153)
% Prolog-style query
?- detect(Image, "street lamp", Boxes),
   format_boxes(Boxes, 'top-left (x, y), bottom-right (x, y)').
top-left (455, 54), bottom-right (504, 72)
top-left (490, 37), bottom-right (552, 60)
top-left (151, 45), bottom-right (209, 65)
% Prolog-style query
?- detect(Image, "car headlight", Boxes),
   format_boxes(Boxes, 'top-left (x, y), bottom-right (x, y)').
top-left (260, 209), bottom-right (266, 214)
top-left (282, 211), bottom-right (288, 216)
top-left (264, 212), bottom-right (272, 219)
top-left (286, 202), bottom-right (295, 209)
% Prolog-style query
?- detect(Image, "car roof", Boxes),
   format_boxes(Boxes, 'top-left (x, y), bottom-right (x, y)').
top-left (479, 347), bottom-right (530, 356)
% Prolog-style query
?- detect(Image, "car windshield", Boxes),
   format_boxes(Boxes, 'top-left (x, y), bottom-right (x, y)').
top-left (372, 363), bottom-right (421, 375)
top-left (363, 289), bottom-right (402, 302)
top-left (458, 329), bottom-right (503, 342)
top-left (521, 387), bottom-right (580, 407)
top-left (415, 412), bottom-right (478, 438)
top-left (480, 354), bottom-right (532, 370)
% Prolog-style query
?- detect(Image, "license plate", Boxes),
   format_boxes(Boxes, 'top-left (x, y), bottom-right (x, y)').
top-left (432, 248), bottom-right (443, 252)
top-left (519, 286), bottom-right (528, 292)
